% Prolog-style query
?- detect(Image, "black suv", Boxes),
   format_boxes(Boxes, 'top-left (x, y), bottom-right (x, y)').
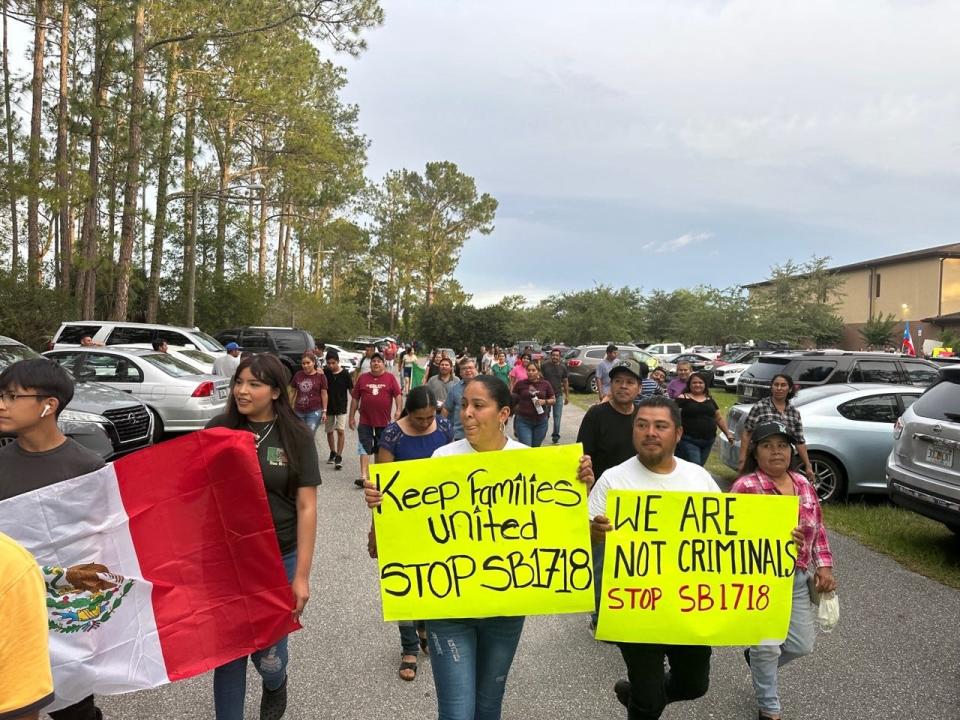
top-left (737, 351), bottom-right (941, 403)
top-left (214, 327), bottom-right (316, 375)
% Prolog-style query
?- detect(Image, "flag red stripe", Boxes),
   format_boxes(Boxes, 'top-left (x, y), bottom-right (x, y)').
top-left (114, 428), bottom-right (299, 681)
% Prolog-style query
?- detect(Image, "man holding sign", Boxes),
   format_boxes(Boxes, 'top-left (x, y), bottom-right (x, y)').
top-left (589, 396), bottom-right (719, 720)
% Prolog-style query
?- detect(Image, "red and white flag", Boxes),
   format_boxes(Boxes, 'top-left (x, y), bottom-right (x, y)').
top-left (0, 428), bottom-right (299, 710)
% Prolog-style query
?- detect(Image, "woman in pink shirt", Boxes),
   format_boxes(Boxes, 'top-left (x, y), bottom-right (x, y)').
top-left (731, 421), bottom-right (837, 720)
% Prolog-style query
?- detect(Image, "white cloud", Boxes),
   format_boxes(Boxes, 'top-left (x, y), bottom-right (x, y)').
top-left (642, 232), bottom-right (713, 254)
top-left (470, 284), bottom-right (555, 309)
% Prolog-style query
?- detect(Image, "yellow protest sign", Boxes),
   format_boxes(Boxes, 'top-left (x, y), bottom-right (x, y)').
top-left (372, 444), bottom-right (594, 621)
top-left (595, 491), bottom-right (799, 646)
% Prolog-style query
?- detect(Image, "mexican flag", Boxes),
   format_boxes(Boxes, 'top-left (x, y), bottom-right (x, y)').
top-left (0, 428), bottom-right (299, 710)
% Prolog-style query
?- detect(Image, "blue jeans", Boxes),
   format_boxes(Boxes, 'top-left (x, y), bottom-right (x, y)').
top-left (214, 550), bottom-right (297, 720)
top-left (426, 616), bottom-right (526, 720)
top-left (550, 398), bottom-right (564, 442)
top-left (514, 415), bottom-right (548, 448)
top-left (399, 620), bottom-right (427, 655)
top-left (747, 571), bottom-right (816, 716)
top-left (296, 410), bottom-right (322, 432)
top-left (676, 435), bottom-right (715, 466)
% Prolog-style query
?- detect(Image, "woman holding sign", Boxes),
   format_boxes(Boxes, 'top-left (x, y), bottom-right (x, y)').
top-left (732, 421), bottom-right (837, 720)
top-left (369, 385), bottom-right (454, 681)
top-left (365, 375), bottom-right (594, 720)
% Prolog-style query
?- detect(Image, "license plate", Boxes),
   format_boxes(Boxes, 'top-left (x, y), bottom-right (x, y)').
top-left (926, 445), bottom-right (954, 468)
top-left (218, 387), bottom-right (227, 400)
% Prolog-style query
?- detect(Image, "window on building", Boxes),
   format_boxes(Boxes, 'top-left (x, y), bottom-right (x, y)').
top-left (942, 259), bottom-right (960, 315)
top-left (875, 272), bottom-right (881, 298)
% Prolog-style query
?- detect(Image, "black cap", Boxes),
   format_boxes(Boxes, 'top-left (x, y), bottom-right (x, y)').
top-left (609, 360), bottom-right (641, 382)
top-left (751, 421), bottom-right (797, 446)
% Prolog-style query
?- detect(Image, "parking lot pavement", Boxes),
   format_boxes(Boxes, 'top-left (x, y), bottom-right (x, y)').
top-left (99, 397), bottom-right (959, 719)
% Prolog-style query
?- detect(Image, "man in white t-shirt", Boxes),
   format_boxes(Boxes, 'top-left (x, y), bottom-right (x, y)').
top-left (589, 395), bottom-right (718, 720)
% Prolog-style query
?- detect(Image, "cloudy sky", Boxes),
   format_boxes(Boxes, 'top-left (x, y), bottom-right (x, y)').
top-left (341, 0), bottom-right (960, 306)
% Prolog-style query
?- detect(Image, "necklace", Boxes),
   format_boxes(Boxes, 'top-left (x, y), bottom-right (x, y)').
top-left (247, 419), bottom-right (276, 449)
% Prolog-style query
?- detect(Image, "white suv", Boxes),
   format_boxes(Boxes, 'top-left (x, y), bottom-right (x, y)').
top-left (51, 321), bottom-right (225, 356)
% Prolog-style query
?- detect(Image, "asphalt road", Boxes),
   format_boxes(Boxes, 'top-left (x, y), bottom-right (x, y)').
top-left (98, 397), bottom-right (960, 719)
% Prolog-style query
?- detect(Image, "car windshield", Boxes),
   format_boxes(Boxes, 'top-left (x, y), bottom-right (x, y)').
top-left (142, 352), bottom-right (203, 378)
top-left (179, 349), bottom-right (215, 364)
top-left (791, 385), bottom-right (857, 407)
top-left (192, 331), bottom-right (225, 352)
top-left (0, 343), bottom-right (40, 369)
top-left (741, 357), bottom-right (792, 381)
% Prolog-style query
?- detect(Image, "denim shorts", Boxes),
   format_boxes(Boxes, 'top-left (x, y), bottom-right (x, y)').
top-left (357, 424), bottom-right (385, 455)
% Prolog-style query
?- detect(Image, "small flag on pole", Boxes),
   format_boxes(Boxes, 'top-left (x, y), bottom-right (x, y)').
top-left (902, 321), bottom-right (917, 357)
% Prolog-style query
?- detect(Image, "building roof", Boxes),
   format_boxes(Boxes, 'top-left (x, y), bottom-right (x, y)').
top-left (922, 311), bottom-right (960, 325)
top-left (744, 242), bottom-right (960, 289)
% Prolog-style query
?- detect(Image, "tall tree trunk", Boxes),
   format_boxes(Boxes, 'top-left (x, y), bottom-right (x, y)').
top-left (258, 186), bottom-right (268, 280)
top-left (275, 201), bottom-right (286, 296)
top-left (3, 0), bottom-right (18, 276)
top-left (26, 0), bottom-right (49, 285)
top-left (77, 3), bottom-right (107, 318)
top-left (214, 120), bottom-right (233, 278)
top-left (55, 0), bottom-right (71, 294)
top-left (146, 44), bottom-right (179, 322)
top-left (182, 90), bottom-right (196, 326)
top-left (110, 2), bottom-right (146, 320)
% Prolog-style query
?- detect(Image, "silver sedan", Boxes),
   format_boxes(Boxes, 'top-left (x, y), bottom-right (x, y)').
top-left (717, 383), bottom-right (923, 502)
top-left (44, 347), bottom-right (229, 439)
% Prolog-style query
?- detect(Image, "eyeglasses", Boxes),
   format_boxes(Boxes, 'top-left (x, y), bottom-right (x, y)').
top-left (0, 392), bottom-right (50, 404)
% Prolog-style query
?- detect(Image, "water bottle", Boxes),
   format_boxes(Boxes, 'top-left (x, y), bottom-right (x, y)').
top-left (532, 388), bottom-right (545, 415)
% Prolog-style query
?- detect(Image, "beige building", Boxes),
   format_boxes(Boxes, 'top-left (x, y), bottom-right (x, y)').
top-left (746, 243), bottom-right (960, 350)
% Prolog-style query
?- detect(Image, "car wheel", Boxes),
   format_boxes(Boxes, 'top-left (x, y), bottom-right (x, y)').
top-left (149, 409), bottom-right (164, 444)
top-left (809, 453), bottom-right (846, 503)
top-left (587, 373), bottom-right (597, 394)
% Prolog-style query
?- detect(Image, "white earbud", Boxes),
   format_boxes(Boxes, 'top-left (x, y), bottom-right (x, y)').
top-left (40, 404), bottom-right (52, 418)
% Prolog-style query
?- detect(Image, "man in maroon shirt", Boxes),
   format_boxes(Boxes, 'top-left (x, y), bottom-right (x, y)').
top-left (348, 353), bottom-right (402, 487)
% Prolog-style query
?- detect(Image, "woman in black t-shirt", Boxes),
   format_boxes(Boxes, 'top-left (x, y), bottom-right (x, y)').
top-left (675, 371), bottom-right (734, 466)
top-left (205, 353), bottom-right (320, 720)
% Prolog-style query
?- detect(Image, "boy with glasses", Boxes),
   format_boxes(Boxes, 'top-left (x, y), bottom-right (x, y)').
top-left (0, 359), bottom-right (106, 720)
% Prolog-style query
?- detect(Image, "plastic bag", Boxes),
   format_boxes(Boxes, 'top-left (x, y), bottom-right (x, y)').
top-left (816, 591), bottom-right (839, 633)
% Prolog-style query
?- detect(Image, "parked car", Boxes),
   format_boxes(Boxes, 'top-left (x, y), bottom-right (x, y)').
top-left (51, 321), bottom-right (226, 356)
top-left (564, 344), bottom-right (658, 393)
top-left (215, 326), bottom-right (316, 375)
top-left (0, 336), bottom-right (153, 459)
top-left (645, 342), bottom-right (685, 359)
top-left (737, 351), bottom-right (941, 403)
top-left (659, 352), bottom-right (716, 377)
top-left (688, 345), bottom-right (721, 360)
top-left (887, 366), bottom-right (960, 533)
top-left (43, 347), bottom-right (228, 440)
top-left (712, 362), bottom-right (751, 392)
top-left (719, 383), bottom-right (923, 502)
top-left (515, 341), bottom-right (544, 362)
top-left (713, 349), bottom-right (765, 368)
top-left (324, 343), bottom-right (361, 372)
top-left (112, 345), bottom-right (217, 375)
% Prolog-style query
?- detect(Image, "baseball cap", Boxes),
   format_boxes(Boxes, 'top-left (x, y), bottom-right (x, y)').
top-left (225, 342), bottom-right (240, 351)
top-left (609, 360), bottom-right (641, 382)
top-left (751, 421), bottom-right (797, 446)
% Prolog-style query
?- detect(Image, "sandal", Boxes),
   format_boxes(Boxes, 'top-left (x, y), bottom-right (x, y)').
top-left (418, 630), bottom-right (429, 656)
top-left (398, 654), bottom-right (417, 681)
